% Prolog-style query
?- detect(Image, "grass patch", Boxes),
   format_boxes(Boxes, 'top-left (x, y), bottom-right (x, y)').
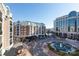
top-left (48, 43), bottom-right (55, 51)
top-left (69, 49), bottom-right (79, 56)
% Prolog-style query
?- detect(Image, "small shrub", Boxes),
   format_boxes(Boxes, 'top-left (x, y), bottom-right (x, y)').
top-left (57, 51), bottom-right (66, 56)
top-left (70, 49), bottom-right (79, 56)
top-left (48, 43), bottom-right (55, 51)
top-left (75, 49), bottom-right (79, 52)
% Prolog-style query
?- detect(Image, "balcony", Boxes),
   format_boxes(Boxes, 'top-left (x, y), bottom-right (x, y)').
top-left (10, 39), bottom-right (13, 45)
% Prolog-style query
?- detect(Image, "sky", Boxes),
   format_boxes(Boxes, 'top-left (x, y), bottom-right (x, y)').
top-left (7, 3), bottom-right (79, 28)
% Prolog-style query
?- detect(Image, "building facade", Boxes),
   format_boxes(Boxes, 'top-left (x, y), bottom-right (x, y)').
top-left (0, 3), bottom-right (13, 55)
top-left (54, 11), bottom-right (79, 39)
top-left (13, 21), bottom-right (46, 41)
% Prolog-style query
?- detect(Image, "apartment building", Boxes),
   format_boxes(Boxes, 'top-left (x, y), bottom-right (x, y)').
top-left (54, 11), bottom-right (79, 40)
top-left (0, 3), bottom-right (13, 55)
top-left (13, 21), bottom-right (46, 41)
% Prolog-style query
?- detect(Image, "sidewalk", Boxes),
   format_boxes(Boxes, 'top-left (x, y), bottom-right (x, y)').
top-left (65, 39), bottom-right (79, 49)
top-left (4, 42), bottom-right (32, 56)
top-left (55, 36), bottom-right (79, 49)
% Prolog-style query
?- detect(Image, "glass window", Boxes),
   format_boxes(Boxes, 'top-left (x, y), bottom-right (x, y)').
top-left (68, 26), bottom-right (70, 32)
top-left (17, 32), bottom-right (19, 35)
top-left (59, 18), bottom-right (66, 29)
top-left (59, 21), bottom-right (60, 27)
top-left (56, 21), bottom-right (58, 27)
top-left (60, 21), bottom-right (62, 27)
top-left (17, 25), bottom-right (19, 35)
top-left (67, 18), bottom-right (76, 26)
top-left (56, 27), bottom-right (58, 31)
top-left (10, 39), bottom-right (12, 45)
top-left (10, 21), bottom-right (12, 32)
top-left (78, 28), bottom-right (79, 32)
top-left (68, 11), bottom-right (76, 17)
top-left (77, 18), bottom-right (79, 26)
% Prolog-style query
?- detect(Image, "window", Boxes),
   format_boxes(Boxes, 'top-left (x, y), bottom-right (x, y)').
top-left (68, 11), bottom-right (77, 17)
top-left (17, 28), bottom-right (19, 35)
top-left (10, 17), bottom-right (12, 19)
top-left (56, 27), bottom-right (58, 31)
top-left (10, 39), bottom-right (12, 45)
top-left (77, 18), bottom-right (79, 26)
top-left (17, 32), bottom-right (19, 35)
top-left (17, 24), bottom-right (20, 36)
top-left (6, 16), bottom-right (8, 18)
top-left (78, 28), bottom-right (79, 32)
top-left (56, 21), bottom-right (58, 27)
top-left (67, 18), bottom-right (76, 27)
top-left (10, 21), bottom-right (12, 32)
top-left (68, 26), bottom-right (70, 32)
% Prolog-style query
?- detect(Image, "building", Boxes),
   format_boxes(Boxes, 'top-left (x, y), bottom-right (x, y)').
top-left (0, 3), bottom-right (13, 55)
top-left (13, 21), bottom-right (46, 41)
top-left (54, 11), bottom-right (79, 40)
top-left (46, 28), bottom-right (54, 36)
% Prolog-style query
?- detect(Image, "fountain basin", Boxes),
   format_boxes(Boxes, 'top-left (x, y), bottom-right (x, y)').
top-left (50, 42), bottom-right (76, 53)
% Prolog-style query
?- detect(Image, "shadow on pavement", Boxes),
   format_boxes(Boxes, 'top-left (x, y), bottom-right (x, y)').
top-left (4, 47), bottom-right (17, 56)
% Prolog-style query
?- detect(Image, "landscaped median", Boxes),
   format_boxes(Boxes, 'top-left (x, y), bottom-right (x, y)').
top-left (47, 43), bottom-right (79, 56)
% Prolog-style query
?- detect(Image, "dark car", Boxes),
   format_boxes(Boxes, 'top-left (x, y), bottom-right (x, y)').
top-left (38, 35), bottom-right (46, 39)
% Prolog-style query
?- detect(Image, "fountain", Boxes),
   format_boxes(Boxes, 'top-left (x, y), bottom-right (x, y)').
top-left (50, 41), bottom-right (76, 53)
top-left (60, 42), bottom-right (63, 48)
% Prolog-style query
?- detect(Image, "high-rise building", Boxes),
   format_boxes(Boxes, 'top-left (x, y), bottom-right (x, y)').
top-left (13, 21), bottom-right (46, 41)
top-left (0, 3), bottom-right (13, 55)
top-left (54, 11), bottom-right (79, 39)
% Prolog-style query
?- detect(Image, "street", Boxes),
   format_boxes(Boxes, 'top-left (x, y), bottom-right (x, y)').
top-left (63, 39), bottom-right (79, 49)
top-left (4, 35), bottom-right (79, 56)
top-left (24, 36), bottom-right (58, 56)
top-left (25, 35), bottom-right (79, 56)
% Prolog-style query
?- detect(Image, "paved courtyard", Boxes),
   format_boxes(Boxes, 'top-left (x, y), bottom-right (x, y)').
top-left (4, 35), bottom-right (79, 56)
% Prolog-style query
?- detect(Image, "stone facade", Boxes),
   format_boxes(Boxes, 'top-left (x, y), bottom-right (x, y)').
top-left (0, 3), bottom-right (13, 55)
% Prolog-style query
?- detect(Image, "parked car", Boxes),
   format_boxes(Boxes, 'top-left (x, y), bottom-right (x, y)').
top-left (38, 35), bottom-right (46, 39)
